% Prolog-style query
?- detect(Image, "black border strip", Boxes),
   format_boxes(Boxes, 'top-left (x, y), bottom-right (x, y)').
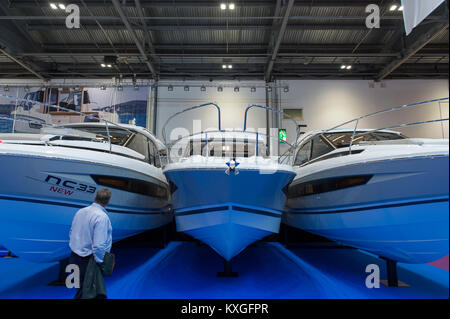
top-left (176, 205), bottom-right (229, 216)
top-left (231, 205), bottom-right (281, 218)
top-left (176, 205), bottom-right (281, 218)
top-left (0, 195), bottom-right (168, 215)
top-left (287, 197), bottom-right (449, 215)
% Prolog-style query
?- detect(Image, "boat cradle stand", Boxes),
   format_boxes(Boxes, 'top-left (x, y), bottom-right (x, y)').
top-left (1, 251), bottom-right (17, 259)
top-left (217, 259), bottom-right (238, 278)
top-left (380, 257), bottom-right (409, 287)
top-left (47, 258), bottom-right (70, 286)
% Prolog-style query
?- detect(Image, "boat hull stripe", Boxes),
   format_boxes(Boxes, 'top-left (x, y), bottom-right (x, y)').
top-left (176, 205), bottom-right (281, 217)
top-left (287, 197), bottom-right (449, 215)
top-left (0, 195), bottom-right (168, 215)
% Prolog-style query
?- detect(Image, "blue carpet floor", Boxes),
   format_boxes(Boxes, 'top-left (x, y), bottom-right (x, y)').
top-left (0, 241), bottom-right (447, 299)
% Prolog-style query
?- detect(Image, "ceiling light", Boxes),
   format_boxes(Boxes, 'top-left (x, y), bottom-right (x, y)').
top-left (168, 85), bottom-right (173, 91)
top-left (58, 3), bottom-right (66, 10)
top-left (220, 3), bottom-right (227, 10)
top-left (346, 65), bottom-right (352, 70)
top-left (50, 3), bottom-right (58, 9)
top-left (107, 64), bottom-right (112, 68)
top-left (398, 5), bottom-right (403, 11)
top-left (101, 63), bottom-right (106, 68)
top-left (283, 87), bottom-right (289, 93)
top-left (100, 85), bottom-right (106, 90)
top-left (228, 64), bottom-right (233, 69)
top-left (200, 85), bottom-right (206, 92)
top-left (217, 86), bottom-right (223, 92)
top-left (389, 5), bottom-right (398, 11)
top-left (234, 87), bottom-right (239, 92)
top-left (229, 3), bottom-right (235, 10)
top-left (341, 65), bottom-right (346, 69)
top-left (250, 87), bottom-right (256, 92)
top-left (184, 86), bottom-right (189, 91)
top-left (222, 64), bottom-right (227, 69)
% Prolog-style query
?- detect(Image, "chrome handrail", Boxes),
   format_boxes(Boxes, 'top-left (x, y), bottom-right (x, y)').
top-left (324, 97), bottom-right (449, 133)
top-left (166, 128), bottom-right (292, 163)
top-left (287, 97), bottom-right (449, 163)
top-left (352, 118), bottom-right (450, 138)
top-left (323, 97), bottom-right (449, 153)
top-left (0, 92), bottom-right (136, 151)
top-left (243, 104), bottom-right (300, 163)
top-left (161, 102), bottom-right (222, 146)
top-left (163, 103), bottom-right (300, 165)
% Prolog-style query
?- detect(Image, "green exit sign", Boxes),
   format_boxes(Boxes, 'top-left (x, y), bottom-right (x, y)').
top-left (279, 129), bottom-right (287, 143)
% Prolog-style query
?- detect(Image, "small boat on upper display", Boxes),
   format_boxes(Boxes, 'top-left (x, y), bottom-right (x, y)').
top-left (162, 103), bottom-right (296, 262)
top-left (0, 122), bottom-right (172, 262)
top-left (284, 122), bottom-right (449, 263)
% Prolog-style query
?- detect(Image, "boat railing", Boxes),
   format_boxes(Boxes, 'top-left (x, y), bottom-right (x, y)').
top-left (328, 97), bottom-right (449, 154)
top-left (162, 102), bottom-right (299, 164)
top-left (161, 102), bottom-right (221, 146)
top-left (166, 129), bottom-right (296, 164)
top-left (286, 97), bottom-right (449, 159)
top-left (0, 92), bottom-right (137, 153)
top-left (244, 104), bottom-right (300, 165)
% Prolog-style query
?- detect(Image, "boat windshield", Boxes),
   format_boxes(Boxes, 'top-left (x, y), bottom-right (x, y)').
top-left (63, 125), bottom-right (133, 146)
top-left (323, 131), bottom-right (405, 148)
top-left (183, 138), bottom-right (268, 158)
top-left (59, 125), bottom-right (162, 167)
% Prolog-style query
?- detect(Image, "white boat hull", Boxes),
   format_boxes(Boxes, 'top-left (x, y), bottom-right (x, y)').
top-left (0, 152), bottom-right (171, 262)
top-left (165, 167), bottom-right (295, 260)
top-left (285, 154), bottom-right (449, 264)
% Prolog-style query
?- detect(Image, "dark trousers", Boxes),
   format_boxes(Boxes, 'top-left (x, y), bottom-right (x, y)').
top-left (69, 252), bottom-right (92, 299)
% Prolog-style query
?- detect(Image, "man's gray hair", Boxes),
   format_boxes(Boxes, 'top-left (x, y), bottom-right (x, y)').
top-left (94, 188), bottom-right (112, 206)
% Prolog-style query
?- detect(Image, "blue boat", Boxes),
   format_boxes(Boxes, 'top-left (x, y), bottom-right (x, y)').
top-left (284, 98), bottom-right (449, 264)
top-left (162, 103), bottom-right (296, 262)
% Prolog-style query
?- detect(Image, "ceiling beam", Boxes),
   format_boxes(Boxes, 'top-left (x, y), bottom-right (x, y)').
top-left (111, 0), bottom-right (157, 78)
top-left (376, 21), bottom-right (449, 81)
top-left (8, 0), bottom-right (387, 9)
top-left (0, 48), bottom-right (47, 80)
top-left (17, 44), bottom-right (448, 58)
top-left (265, 0), bottom-right (295, 81)
top-left (0, 1), bottom-right (49, 80)
top-left (45, 43), bottom-right (441, 52)
top-left (24, 23), bottom-right (399, 31)
top-left (6, 15), bottom-right (445, 22)
top-left (135, 0), bottom-right (156, 57)
top-left (22, 52), bottom-right (417, 58)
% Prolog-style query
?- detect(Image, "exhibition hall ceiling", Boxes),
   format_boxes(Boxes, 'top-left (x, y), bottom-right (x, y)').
top-left (0, 0), bottom-right (448, 80)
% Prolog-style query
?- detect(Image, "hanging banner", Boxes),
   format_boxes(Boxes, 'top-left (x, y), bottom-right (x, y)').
top-left (0, 86), bottom-right (148, 133)
top-left (402, 0), bottom-right (445, 35)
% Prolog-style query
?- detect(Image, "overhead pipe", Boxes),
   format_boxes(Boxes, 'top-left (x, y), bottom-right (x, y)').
top-left (0, 48), bottom-right (46, 80)
top-left (135, 0), bottom-right (156, 57)
top-left (111, 0), bottom-right (157, 79)
top-left (265, 0), bottom-right (295, 82)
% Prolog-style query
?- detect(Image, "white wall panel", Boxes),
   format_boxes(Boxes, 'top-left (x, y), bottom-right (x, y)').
top-left (277, 79), bottom-right (449, 151)
top-left (156, 81), bottom-right (267, 143)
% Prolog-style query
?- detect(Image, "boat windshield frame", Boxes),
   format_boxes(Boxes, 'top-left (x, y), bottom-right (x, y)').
top-left (182, 133), bottom-right (268, 159)
top-left (293, 130), bottom-right (407, 167)
top-left (283, 97), bottom-right (450, 165)
top-left (59, 124), bottom-right (164, 168)
top-left (162, 102), bottom-right (300, 164)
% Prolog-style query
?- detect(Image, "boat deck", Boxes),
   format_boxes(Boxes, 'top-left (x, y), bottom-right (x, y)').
top-left (0, 241), bottom-right (448, 299)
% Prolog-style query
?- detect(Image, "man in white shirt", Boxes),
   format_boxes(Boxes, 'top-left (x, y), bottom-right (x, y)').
top-left (69, 188), bottom-right (112, 299)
